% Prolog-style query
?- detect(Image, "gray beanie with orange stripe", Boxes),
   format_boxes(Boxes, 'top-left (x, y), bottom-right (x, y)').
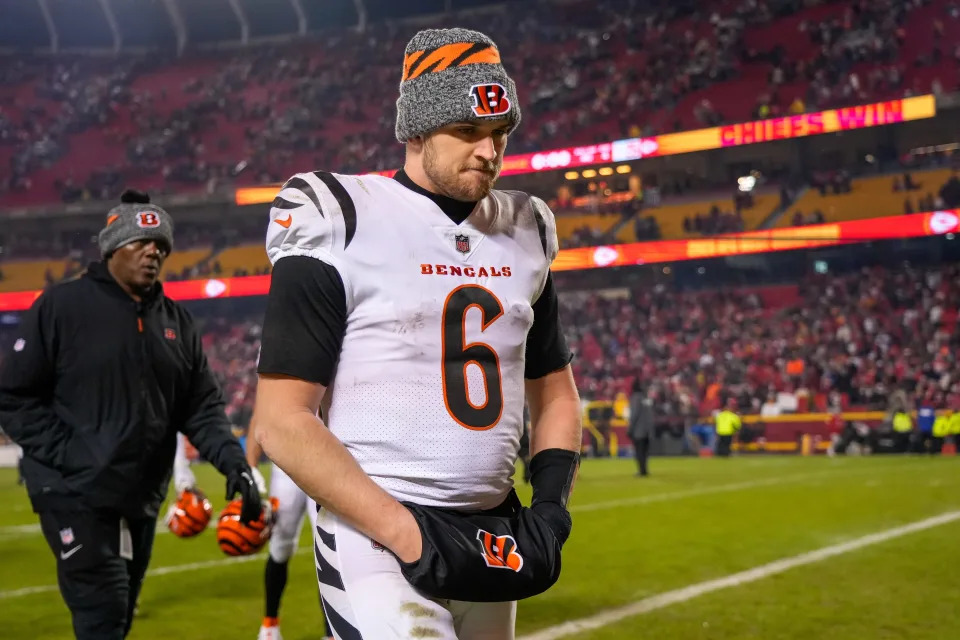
top-left (395, 28), bottom-right (521, 142)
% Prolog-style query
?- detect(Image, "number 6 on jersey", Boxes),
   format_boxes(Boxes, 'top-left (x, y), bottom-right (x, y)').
top-left (441, 285), bottom-right (505, 430)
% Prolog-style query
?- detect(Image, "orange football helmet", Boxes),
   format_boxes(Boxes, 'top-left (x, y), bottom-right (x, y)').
top-left (216, 497), bottom-right (278, 556)
top-left (165, 488), bottom-right (213, 538)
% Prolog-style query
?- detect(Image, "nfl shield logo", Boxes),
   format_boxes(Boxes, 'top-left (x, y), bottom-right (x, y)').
top-left (455, 234), bottom-right (470, 255)
top-left (59, 528), bottom-right (74, 545)
top-left (164, 328), bottom-right (177, 341)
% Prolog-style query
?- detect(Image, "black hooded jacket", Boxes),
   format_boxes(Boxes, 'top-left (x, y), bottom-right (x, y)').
top-left (0, 262), bottom-right (246, 517)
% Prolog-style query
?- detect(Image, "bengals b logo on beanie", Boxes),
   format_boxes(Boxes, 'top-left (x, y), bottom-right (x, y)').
top-left (395, 28), bottom-right (522, 142)
top-left (98, 190), bottom-right (175, 257)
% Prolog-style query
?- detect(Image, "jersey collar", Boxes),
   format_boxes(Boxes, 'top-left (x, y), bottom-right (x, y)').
top-left (393, 169), bottom-right (477, 225)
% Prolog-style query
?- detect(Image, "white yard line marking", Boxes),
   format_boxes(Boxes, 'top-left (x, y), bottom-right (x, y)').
top-left (0, 476), bottom-right (799, 540)
top-left (571, 474), bottom-right (812, 513)
top-left (0, 548), bottom-right (311, 600)
top-left (0, 523), bottom-right (42, 535)
top-left (519, 510), bottom-right (960, 640)
top-left (0, 585), bottom-right (59, 599)
top-left (0, 519), bottom-right (215, 541)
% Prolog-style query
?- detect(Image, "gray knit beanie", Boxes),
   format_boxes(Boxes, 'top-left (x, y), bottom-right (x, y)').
top-left (395, 28), bottom-right (521, 142)
top-left (98, 190), bottom-right (174, 257)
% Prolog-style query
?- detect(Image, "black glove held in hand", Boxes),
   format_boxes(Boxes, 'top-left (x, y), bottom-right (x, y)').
top-left (528, 448), bottom-right (579, 546)
top-left (226, 466), bottom-right (262, 524)
top-left (397, 491), bottom-right (563, 602)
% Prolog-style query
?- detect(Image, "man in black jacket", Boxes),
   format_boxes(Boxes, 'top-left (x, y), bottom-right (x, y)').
top-left (0, 190), bottom-right (263, 640)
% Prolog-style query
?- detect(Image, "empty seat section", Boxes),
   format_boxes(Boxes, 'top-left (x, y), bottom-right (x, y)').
top-left (739, 194), bottom-right (779, 229)
top-left (615, 193), bottom-right (778, 243)
top-left (162, 248), bottom-right (212, 280)
top-left (212, 245), bottom-right (269, 277)
top-left (555, 214), bottom-right (621, 245)
top-left (0, 259), bottom-right (68, 292)
top-left (778, 169), bottom-right (955, 228)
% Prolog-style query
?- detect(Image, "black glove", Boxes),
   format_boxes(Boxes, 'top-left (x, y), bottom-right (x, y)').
top-left (226, 466), bottom-right (262, 525)
top-left (527, 448), bottom-right (579, 547)
top-left (397, 490), bottom-right (563, 602)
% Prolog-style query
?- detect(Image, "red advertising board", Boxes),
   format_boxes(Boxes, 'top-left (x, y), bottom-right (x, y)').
top-left (1, 209), bottom-right (956, 312)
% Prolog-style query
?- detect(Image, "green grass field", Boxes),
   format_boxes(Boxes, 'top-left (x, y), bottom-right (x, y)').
top-left (1, 455), bottom-right (958, 639)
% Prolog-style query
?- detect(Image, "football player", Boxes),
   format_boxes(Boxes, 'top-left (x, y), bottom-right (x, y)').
top-left (254, 27), bottom-right (582, 639)
top-left (245, 411), bottom-right (333, 640)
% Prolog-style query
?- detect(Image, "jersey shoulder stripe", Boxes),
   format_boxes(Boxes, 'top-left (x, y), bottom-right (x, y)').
top-left (271, 194), bottom-right (301, 210)
top-left (284, 175), bottom-right (327, 220)
top-left (313, 171), bottom-right (357, 249)
top-left (267, 171), bottom-right (363, 266)
top-left (266, 171), bottom-right (364, 312)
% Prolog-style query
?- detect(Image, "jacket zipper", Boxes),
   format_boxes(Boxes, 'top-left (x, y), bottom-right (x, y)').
top-left (136, 304), bottom-right (149, 481)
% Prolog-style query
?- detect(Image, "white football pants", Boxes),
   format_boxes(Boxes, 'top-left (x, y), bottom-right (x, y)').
top-left (314, 508), bottom-right (516, 639)
top-left (268, 463), bottom-right (318, 563)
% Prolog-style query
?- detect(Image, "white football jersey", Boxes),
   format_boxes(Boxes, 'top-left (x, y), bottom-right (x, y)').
top-left (265, 171), bottom-right (558, 510)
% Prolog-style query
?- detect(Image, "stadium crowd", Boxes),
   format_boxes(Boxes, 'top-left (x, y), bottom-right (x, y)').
top-left (564, 261), bottom-right (960, 422)
top-left (30, 258), bottom-right (939, 435)
top-left (1, 0), bottom-right (957, 207)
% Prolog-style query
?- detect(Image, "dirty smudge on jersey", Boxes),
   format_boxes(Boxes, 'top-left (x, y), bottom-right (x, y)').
top-left (400, 602), bottom-right (438, 618)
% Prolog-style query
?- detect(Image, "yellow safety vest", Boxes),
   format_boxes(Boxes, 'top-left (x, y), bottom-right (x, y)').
top-left (892, 412), bottom-right (913, 433)
top-left (949, 413), bottom-right (960, 436)
top-left (716, 410), bottom-right (741, 436)
top-left (933, 416), bottom-right (951, 438)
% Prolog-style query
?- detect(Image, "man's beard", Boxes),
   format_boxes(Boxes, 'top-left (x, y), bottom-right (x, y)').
top-left (423, 140), bottom-right (501, 202)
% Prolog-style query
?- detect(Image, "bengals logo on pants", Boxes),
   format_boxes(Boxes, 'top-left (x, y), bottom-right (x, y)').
top-left (476, 529), bottom-right (524, 572)
top-left (136, 211), bottom-right (160, 228)
top-left (469, 83), bottom-right (511, 118)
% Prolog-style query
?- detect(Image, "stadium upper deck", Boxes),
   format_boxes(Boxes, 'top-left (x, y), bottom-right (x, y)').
top-left (1, 0), bottom-right (958, 207)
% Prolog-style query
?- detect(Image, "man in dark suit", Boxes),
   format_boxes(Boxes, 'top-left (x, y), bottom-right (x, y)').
top-left (628, 381), bottom-right (655, 477)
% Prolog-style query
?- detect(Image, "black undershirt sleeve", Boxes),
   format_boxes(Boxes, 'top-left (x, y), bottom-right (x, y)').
top-left (257, 256), bottom-right (347, 386)
top-left (524, 271), bottom-right (573, 379)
